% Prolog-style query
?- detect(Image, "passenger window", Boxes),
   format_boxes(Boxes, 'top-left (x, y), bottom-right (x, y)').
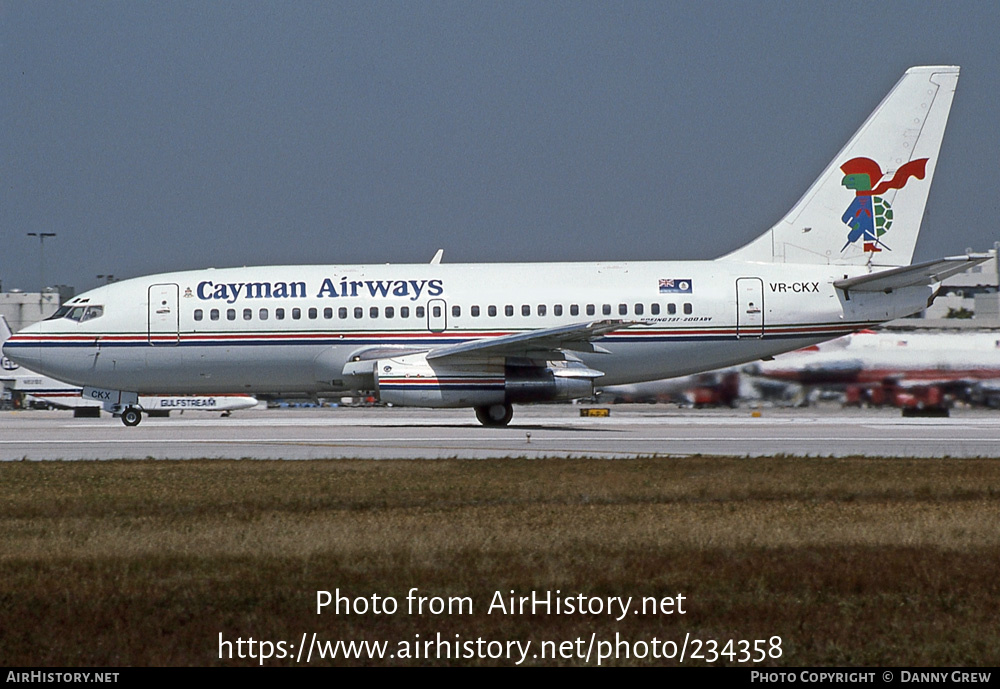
top-left (259, 308), bottom-right (269, 320)
top-left (634, 303), bottom-right (643, 316)
top-left (416, 306), bottom-right (425, 318)
top-left (651, 303), bottom-right (660, 315)
top-left (432, 306), bottom-right (441, 317)
top-left (537, 304), bottom-right (546, 316)
top-left (308, 307), bottom-right (317, 319)
top-left (586, 304), bottom-right (595, 316)
top-left (400, 306), bottom-right (410, 318)
top-left (554, 305), bottom-right (563, 316)
top-left (570, 304), bottom-right (579, 316)
top-left (618, 304), bottom-right (627, 316)
top-left (276, 308), bottom-right (285, 320)
top-left (210, 309), bottom-right (220, 321)
top-left (603, 304), bottom-right (611, 316)
top-left (339, 307), bottom-right (347, 319)
top-left (505, 305), bottom-right (514, 317)
top-left (354, 307), bottom-right (363, 319)
top-left (522, 305), bottom-right (530, 317)
top-left (292, 308), bottom-right (301, 320)
top-left (227, 309), bottom-right (236, 321)
top-left (667, 303), bottom-right (676, 315)
top-left (471, 305), bottom-right (480, 317)
top-left (369, 307), bottom-right (378, 318)
top-left (324, 307), bottom-right (333, 319)
top-left (385, 306), bottom-right (395, 319)
top-left (243, 308), bottom-right (252, 321)
top-left (684, 303), bottom-right (692, 315)
top-left (452, 305), bottom-right (461, 317)
top-left (194, 309), bottom-right (203, 321)
top-left (488, 305), bottom-right (497, 317)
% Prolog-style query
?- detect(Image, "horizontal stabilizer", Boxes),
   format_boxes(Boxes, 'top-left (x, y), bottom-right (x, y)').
top-left (426, 319), bottom-right (632, 361)
top-left (833, 254), bottom-right (991, 294)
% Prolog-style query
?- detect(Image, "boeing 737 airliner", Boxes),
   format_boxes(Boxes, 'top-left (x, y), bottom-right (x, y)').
top-left (4, 66), bottom-right (988, 426)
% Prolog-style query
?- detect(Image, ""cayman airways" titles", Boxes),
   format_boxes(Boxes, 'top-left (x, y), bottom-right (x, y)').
top-left (195, 279), bottom-right (445, 304)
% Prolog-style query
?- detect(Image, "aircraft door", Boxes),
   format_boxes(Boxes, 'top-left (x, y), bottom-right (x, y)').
top-left (736, 278), bottom-right (764, 339)
top-left (148, 283), bottom-right (180, 345)
top-left (427, 298), bottom-right (447, 332)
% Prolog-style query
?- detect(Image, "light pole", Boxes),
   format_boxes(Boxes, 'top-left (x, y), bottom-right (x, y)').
top-left (26, 232), bottom-right (57, 293)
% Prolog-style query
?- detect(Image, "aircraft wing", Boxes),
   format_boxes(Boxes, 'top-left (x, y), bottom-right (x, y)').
top-left (426, 319), bottom-right (632, 361)
top-left (834, 254), bottom-right (992, 295)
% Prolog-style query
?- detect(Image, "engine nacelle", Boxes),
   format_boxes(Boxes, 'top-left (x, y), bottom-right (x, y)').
top-left (504, 364), bottom-right (594, 404)
top-left (376, 353), bottom-right (505, 407)
top-left (375, 353), bottom-right (595, 408)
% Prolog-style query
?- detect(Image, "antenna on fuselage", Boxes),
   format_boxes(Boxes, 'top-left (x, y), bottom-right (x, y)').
top-left (430, 249), bottom-right (444, 265)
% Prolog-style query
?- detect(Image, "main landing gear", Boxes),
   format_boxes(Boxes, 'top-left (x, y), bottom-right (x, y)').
top-left (120, 406), bottom-right (143, 427)
top-left (475, 403), bottom-right (513, 427)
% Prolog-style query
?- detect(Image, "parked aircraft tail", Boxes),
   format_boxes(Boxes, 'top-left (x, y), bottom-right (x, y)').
top-left (0, 316), bottom-right (15, 370)
top-left (722, 65), bottom-right (960, 268)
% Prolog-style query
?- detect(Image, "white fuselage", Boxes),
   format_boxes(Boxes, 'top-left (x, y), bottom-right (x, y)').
top-left (4, 259), bottom-right (933, 398)
top-left (752, 329), bottom-right (1000, 385)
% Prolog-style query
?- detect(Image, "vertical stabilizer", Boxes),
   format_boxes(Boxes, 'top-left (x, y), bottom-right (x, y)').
top-left (0, 316), bottom-right (21, 376)
top-left (721, 66), bottom-right (959, 267)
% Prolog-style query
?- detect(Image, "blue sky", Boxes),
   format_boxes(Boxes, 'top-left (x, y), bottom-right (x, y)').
top-left (3, 1), bottom-right (999, 292)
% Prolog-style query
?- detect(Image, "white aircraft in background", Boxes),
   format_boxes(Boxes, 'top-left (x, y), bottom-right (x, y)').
top-left (745, 328), bottom-right (1000, 412)
top-left (0, 316), bottom-right (257, 418)
top-left (4, 66), bottom-right (989, 426)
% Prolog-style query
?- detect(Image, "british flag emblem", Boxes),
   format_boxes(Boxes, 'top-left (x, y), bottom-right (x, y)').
top-left (659, 278), bottom-right (692, 294)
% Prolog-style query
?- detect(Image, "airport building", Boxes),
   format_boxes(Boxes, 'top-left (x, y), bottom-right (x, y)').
top-left (895, 242), bottom-right (1000, 329)
top-left (0, 286), bottom-right (74, 334)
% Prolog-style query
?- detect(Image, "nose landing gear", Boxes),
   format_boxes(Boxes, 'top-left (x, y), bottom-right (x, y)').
top-left (120, 406), bottom-right (142, 427)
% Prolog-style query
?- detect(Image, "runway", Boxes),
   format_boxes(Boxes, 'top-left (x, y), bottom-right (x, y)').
top-left (3, 404), bottom-right (1000, 460)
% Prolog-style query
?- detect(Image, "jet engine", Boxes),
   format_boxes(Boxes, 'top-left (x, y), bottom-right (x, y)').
top-left (372, 352), bottom-right (597, 408)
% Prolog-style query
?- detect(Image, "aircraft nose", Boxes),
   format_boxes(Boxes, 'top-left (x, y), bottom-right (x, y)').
top-left (2, 334), bottom-right (42, 371)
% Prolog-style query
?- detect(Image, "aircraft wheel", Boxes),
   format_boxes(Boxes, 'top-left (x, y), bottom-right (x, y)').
top-left (475, 403), bottom-right (513, 427)
top-left (121, 407), bottom-right (142, 427)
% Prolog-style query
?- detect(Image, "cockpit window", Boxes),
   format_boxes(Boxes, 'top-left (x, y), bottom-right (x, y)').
top-left (80, 306), bottom-right (103, 321)
top-left (47, 305), bottom-right (104, 322)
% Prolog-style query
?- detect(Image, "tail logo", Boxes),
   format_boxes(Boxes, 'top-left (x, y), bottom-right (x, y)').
top-left (840, 157), bottom-right (927, 253)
